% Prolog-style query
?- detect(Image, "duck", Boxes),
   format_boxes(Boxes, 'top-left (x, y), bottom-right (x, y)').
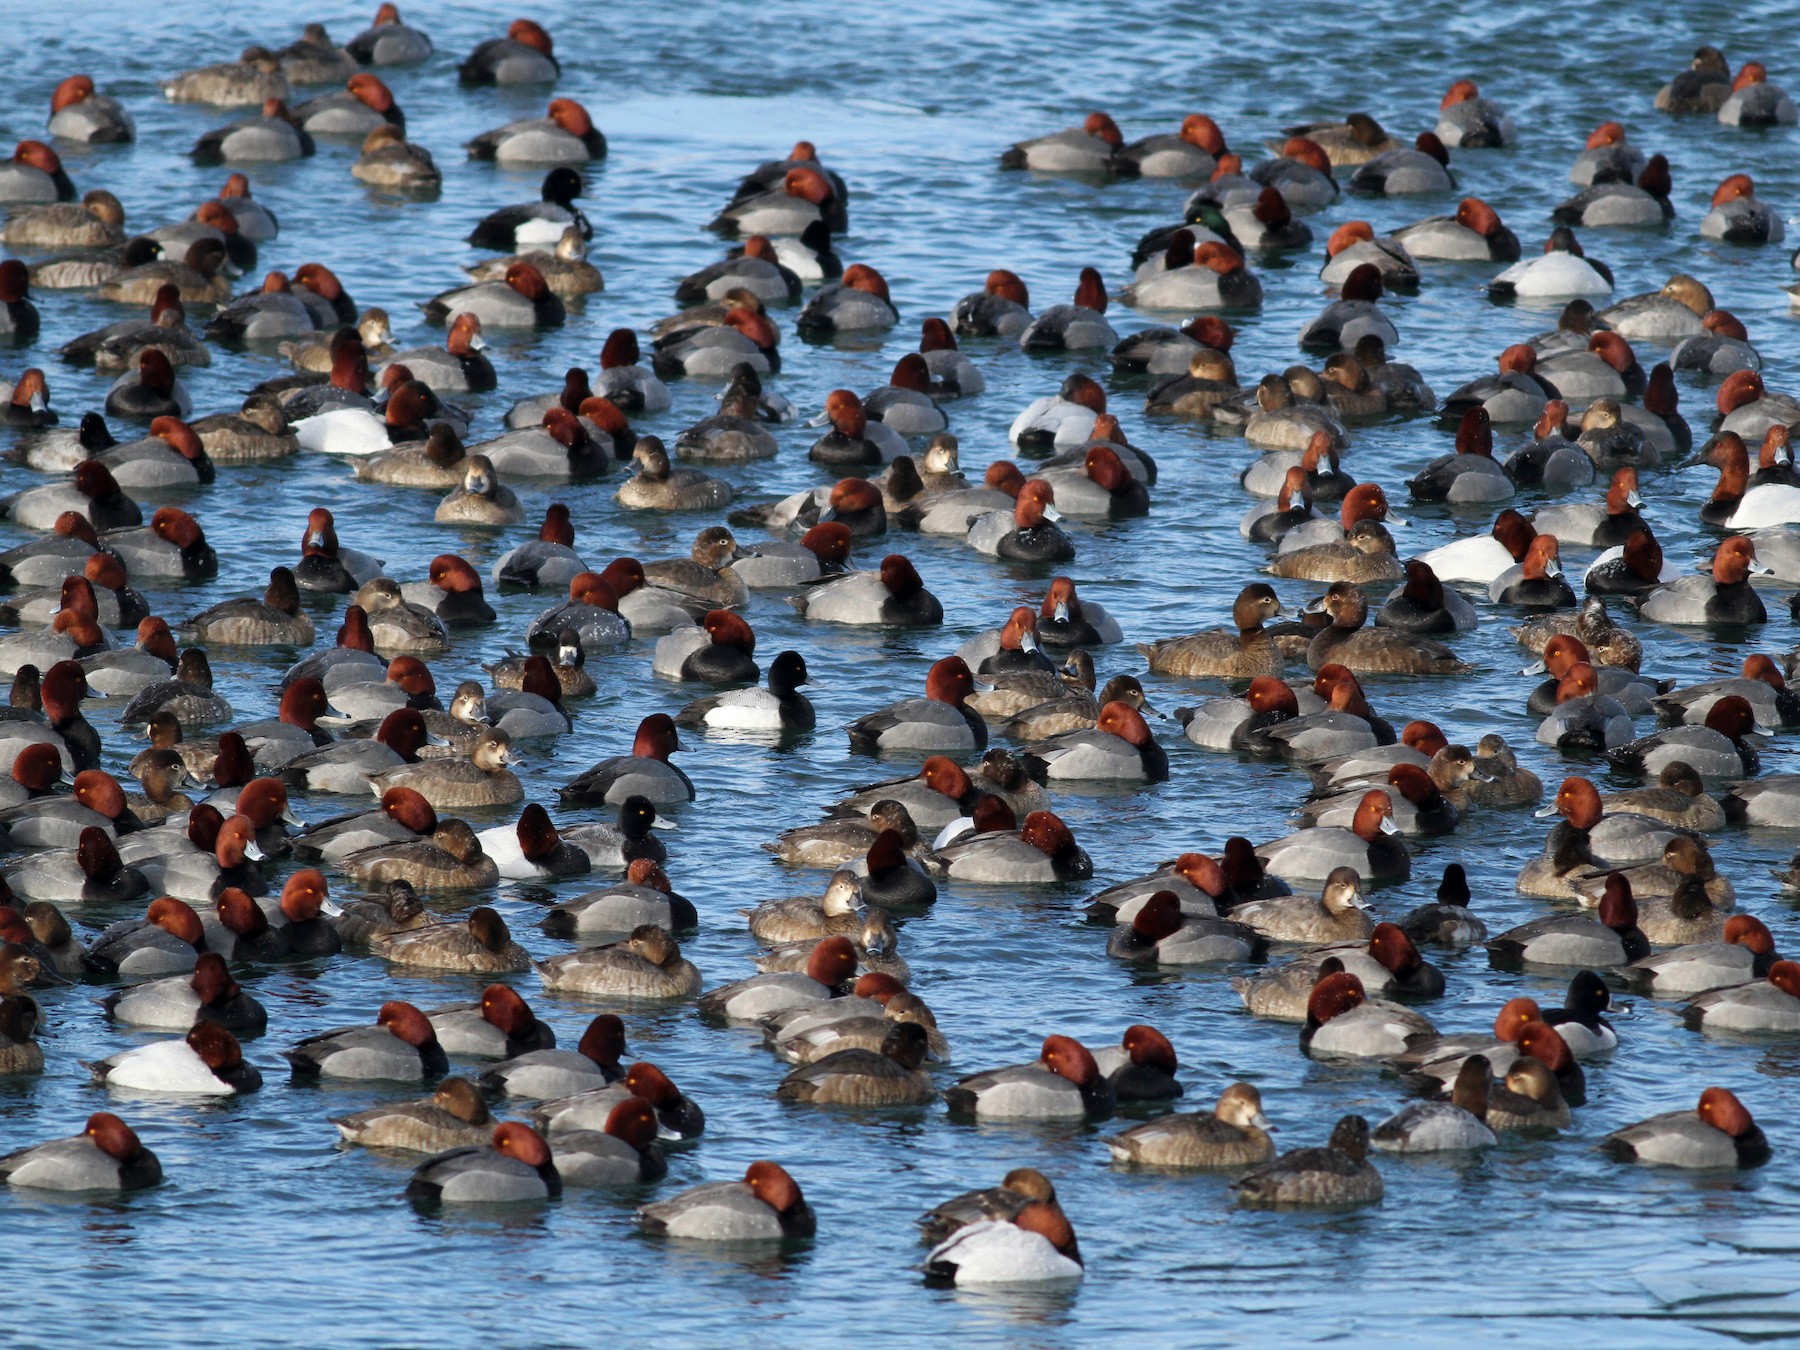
top-left (331, 1078), bottom-right (494, 1155)
top-left (1684, 961), bottom-right (1800, 1035)
top-left (361, 725), bottom-right (522, 812)
top-left (1702, 432), bottom-right (1800, 530)
top-left (1505, 403), bottom-right (1596, 487)
top-left (1372, 1055), bottom-right (1498, 1153)
top-left (1021, 702), bottom-right (1166, 782)
top-left (345, 5), bottom-right (433, 65)
top-left (1300, 970), bottom-right (1437, 1059)
top-left (11, 823), bottom-right (147, 906)
top-left (796, 265), bottom-right (897, 335)
top-left (558, 715), bottom-right (692, 806)
top-left (1409, 407), bottom-right (1514, 503)
top-left (843, 657), bottom-right (984, 755)
top-left (637, 1160), bottom-right (814, 1241)
top-left (1554, 154), bottom-right (1674, 228)
top-left (532, 1059), bottom-right (705, 1141)
top-left (1137, 585), bottom-right (1284, 678)
top-left (433, 996), bottom-right (597, 1079)
top-left (1638, 536), bottom-right (1768, 626)
top-left (923, 1202), bottom-right (1083, 1287)
top-left (787, 553), bottom-right (942, 626)
top-left (467, 97), bottom-right (604, 165)
top-left (191, 97), bottom-right (314, 164)
top-left (1491, 874), bottom-right (1650, 968)
top-left (676, 649), bottom-right (815, 734)
top-left (421, 262), bottom-right (564, 330)
top-left (1018, 268), bottom-right (1116, 351)
top-left (1602, 1088), bottom-right (1769, 1170)
top-left (1232, 1113), bottom-right (1383, 1209)
top-left (1607, 695), bottom-right (1762, 779)
top-left (1434, 78), bottom-right (1514, 146)
top-left (458, 19), bottom-right (559, 85)
top-left (1107, 889), bottom-right (1267, 965)
top-left (965, 480), bottom-right (1075, 562)
top-left (354, 121), bottom-right (445, 187)
top-left (949, 269), bottom-right (1034, 337)
top-left (1719, 61), bottom-right (1798, 126)
top-left (1001, 112), bottom-right (1135, 175)
top-left (0, 1111), bottom-right (161, 1192)
top-left (711, 161), bottom-right (842, 237)
top-left (160, 49), bottom-right (290, 107)
top-left (616, 438), bottom-right (730, 512)
top-left (677, 236), bottom-right (801, 306)
top-left (475, 804), bottom-right (590, 882)
top-left (1105, 1082), bottom-right (1276, 1168)
top-left (1303, 583), bottom-right (1468, 676)
top-left (1392, 195), bottom-right (1520, 261)
top-left (490, 504), bottom-right (587, 593)
top-left (925, 810), bottom-right (1089, 885)
top-left (774, 1021), bottom-right (934, 1106)
top-left (369, 903), bottom-right (525, 976)
top-left (406, 1123), bottom-right (561, 1204)
top-left (918, 1168), bottom-right (1063, 1242)
top-left (808, 391), bottom-right (905, 465)
top-left (87, 1022), bottom-right (261, 1097)
top-left (695, 935), bottom-right (857, 1021)
top-left (945, 1034), bottom-right (1113, 1121)
top-left (1700, 172), bottom-right (1784, 244)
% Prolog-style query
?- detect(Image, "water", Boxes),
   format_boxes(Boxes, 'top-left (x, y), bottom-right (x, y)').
top-left (6, 1), bottom-right (1800, 1344)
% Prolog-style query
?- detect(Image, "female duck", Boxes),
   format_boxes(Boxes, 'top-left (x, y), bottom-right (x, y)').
top-left (331, 1077), bottom-right (493, 1155)
top-left (1233, 1114), bottom-right (1382, 1209)
top-left (375, 906), bottom-right (527, 974)
top-left (1304, 583), bottom-right (1469, 676)
top-left (1106, 1082), bottom-right (1275, 1167)
top-left (1137, 585), bottom-right (1283, 678)
top-left (616, 438), bottom-right (731, 511)
top-left (184, 566), bottom-right (314, 646)
top-left (369, 726), bottom-right (524, 810)
top-left (1372, 1056), bottom-right (1497, 1153)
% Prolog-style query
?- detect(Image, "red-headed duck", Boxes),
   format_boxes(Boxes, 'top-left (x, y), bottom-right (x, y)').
top-left (638, 1160), bottom-right (815, 1240)
top-left (406, 1123), bottom-right (562, 1204)
top-left (458, 19), bottom-right (560, 86)
top-left (924, 1201), bottom-right (1083, 1285)
top-left (1718, 62), bottom-right (1797, 127)
top-left (89, 1020), bottom-right (261, 1096)
top-left (1019, 267), bottom-right (1116, 351)
top-left (946, 1033), bottom-right (1114, 1121)
top-left (346, 5), bottom-right (434, 66)
top-left (788, 552), bottom-right (942, 626)
top-left (1602, 1087), bottom-right (1769, 1169)
top-left (1392, 195), bottom-right (1519, 261)
top-left (1639, 535), bottom-right (1768, 625)
top-left (1001, 111), bottom-right (1136, 176)
top-left (423, 258), bottom-right (565, 329)
top-left (950, 268), bottom-right (1034, 337)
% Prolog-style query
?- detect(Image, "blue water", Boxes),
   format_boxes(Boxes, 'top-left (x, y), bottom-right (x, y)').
top-left (6, 1), bottom-right (1800, 1345)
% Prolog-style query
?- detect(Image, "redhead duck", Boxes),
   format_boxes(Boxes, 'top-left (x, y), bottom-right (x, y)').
top-left (0, 140), bottom-right (74, 204)
top-left (1303, 583), bottom-right (1469, 675)
top-left (426, 984), bottom-right (556, 1061)
top-left (677, 649), bottom-right (814, 734)
top-left (1022, 701), bottom-right (1166, 781)
top-left (1435, 79), bottom-right (1514, 147)
top-left (1566, 120), bottom-right (1643, 185)
top-left (94, 415), bottom-right (212, 490)
top-left (1124, 235), bottom-right (1262, 310)
top-left (946, 1033), bottom-right (1113, 1121)
top-left (823, 754), bottom-right (1022, 833)
top-left (788, 552), bottom-right (941, 626)
top-left (924, 1203), bottom-right (1083, 1286)
top-left (481, 656), bottom-right (570, 739)
top-left (1670, 310), bottom-right (1760, 379)
top-left (1489, 228), bottom-right (1613, 300)
top-left (1535, 467), bottom-right (1645, 550)
top-left (696, 935), bottom-right (853, 1021)
top-left (459, 19), bottom-right (559, 85)
top-left (966, 480), bottom-right (1074, 561)
top-left (295, 784), bottom-right (436, 863)
top-left (773, 984), bottom-right (948, 1067)
top-left (103, 512), bottom-right (215, 588)
top-left (1607, 695), bottom-right (1762, 779)
top-left (191, 98), bottom-right (313, 164)
top-left (407, 1124), bottom-right (561, 1204)
top-left (1019, 268), bottom-right (1116, 351)
top-left (1409, 408), bottom-right (1513, 503)
top-left (1505, 402), bottom-right (1596, 487)
top-left (468, 97), bottom-right (603, 166)
top-left (11, 823), bottom-right (146, 906)
top-left (616, 438), bottom-right (731, 512)
top-left (1393, 196), bottom-right (1519, 261)
top-left (332, 1078), bottom-right (493, 1155)
top-left (1555, 154), bottom-right (1674, 228)
top-left (639, 1160), bottom-right (814, 1241)
top-left (678, 237), bottom-right (801, 307)
top-left (653, 301), bottom-right (780, 379)
top-left (463, 226), bottom-right (598, 296)
top-left (1603, 1088), bottom-right (1769, 1170)
top-left (1657, 46), bottom-right (1732, 113)
top-left (1492, 875), bottom-right (1650, 968)
top-left (1244, 136), bottom-right (1337, 211)
top-left (1378, 561), bottom-right (1477, 633)
top-left (1232, 1114), bottom-right (1382, 1209)
top-left (292, 508), bottom-right (384, 593)
top-left (1107, 888), bottom-right (1266, 964)
top-left (491, 505), bottom-right (587, 593)
top-left (808, 391), bottom-right (905, 465)
top-left (1036, 444), bottom-right (1149, 519)
top-left (912, 321), bottom-right (983, 396)
top-left (797, 264), bottom-right (897, 334)
top-left (712, 156), bottom-right (843, 237)
top-left (546, 1099), bottom-right (668, 1185)
top-left (0, 1112), bottom-right (160, 1192)
top-left (1719, 62), bottom-right (1797, 126)
top-left (422, 261), bottom-right (564, 330)
top-left (1302, 267), bottom-right (1396, 355)
top-left (1319, 222), bottom-right (1419, 291)
top-left (864, 355), bottom-right (948, 437)
top-left (1300, 970), bottom-right (1436, 1059)
top-left (346, 5), bottom-right (432, 65)
top-left (1372, 1056), bottom-right (1497, 1153)
top-left (1536, 333), bottom-right (1642, 410)
top-left (1011, 372), bottom-right (1106, 450)
top-left (379, 315), bottom-right (496, 396)
top-left (375, 907), bottom-right (527, 974)
top-left (775, 1021), bottom-right (933, 1106)
top-left (950, 269), bottom-right (1033, 337)
top-left (1258, 789), bottom-right (1410, 885)
top-left (1347, 133), bottom-right (1455, 195)
top-left (534, 1060), bottom-right (706, 1141)
top-left (558, 715), bottom-right (692, 806)
top-left (293, 73), bottom-right (400, 137)
top-left (1493, 536), bottom-right (1576, 610)
top-left (80, 896), bottom-right (198, 978)
top-left (8, 458), bottom-right (142, 534)
top-left (844, 657), bottom-right (983, 754)
top-left (524, 568), bottom-right (630, 652)
top-left (926, 810), bottom-right (1089, 885)
top-left (369, 726), bottom-right (524, 811)
top-left (1239, 378), bottom-right (1350, 459)
top-left (1639, 536), bottom-right (1768, 625)
top-left (46, 75), bottom-right (134, 143)
top-left (1001, 111), bottom-right (1135, 175)
top-left (1536, 662), bottom-right (1634, 750)
top-left (1440, 344), bottom-right (1553, 427)
top-left (88, 1022), bottom-right (260, 1097)
top-left (1685, 961), bottom-right (1800, 1035)
top-left (1301, 759), bottom-right (1462, 837)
